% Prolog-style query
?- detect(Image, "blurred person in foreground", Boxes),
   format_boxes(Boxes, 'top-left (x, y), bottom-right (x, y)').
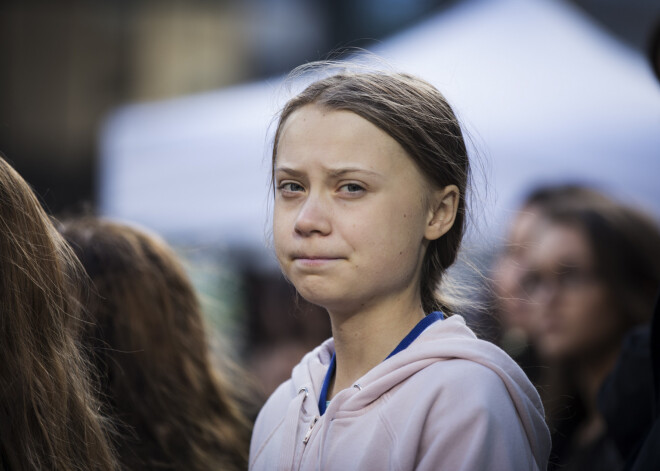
top-left (0, 157), bottom-right (116, 470)
top-left (59, 217), bottom-right (252, 471)
top-left (517, 187), bottom-right (660, 471)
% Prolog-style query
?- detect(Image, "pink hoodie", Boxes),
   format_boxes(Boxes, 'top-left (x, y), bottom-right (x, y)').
top-left (250, 315), bottom-right (551, 470)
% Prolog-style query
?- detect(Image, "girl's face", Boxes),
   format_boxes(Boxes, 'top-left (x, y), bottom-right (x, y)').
top-left (522, 223), bottom-right (623, 361)
top-left (273, 104), bottom-right (439, 315)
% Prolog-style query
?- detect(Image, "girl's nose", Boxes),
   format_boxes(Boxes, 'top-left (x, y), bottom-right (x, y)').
top-left (294, 195), bottom-right (332, 237)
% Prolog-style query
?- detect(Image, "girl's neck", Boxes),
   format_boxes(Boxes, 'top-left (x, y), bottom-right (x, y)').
top-left (326, 294), bottom-right (425, 400)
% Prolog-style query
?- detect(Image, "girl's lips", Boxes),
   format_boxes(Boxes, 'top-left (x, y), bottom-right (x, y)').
top-left (293, 257), bottom-right (342, 268)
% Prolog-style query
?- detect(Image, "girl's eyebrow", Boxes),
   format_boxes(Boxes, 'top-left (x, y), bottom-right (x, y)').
top-left (326, 167), bottom-right (382, 179)
top-left (275, 166), bottom-right (383, 179)
top-left (274, 166), bottom-right (304, 177)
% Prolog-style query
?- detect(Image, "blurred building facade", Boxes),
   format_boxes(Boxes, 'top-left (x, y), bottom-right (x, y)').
top-left (1, 0), bottom-right (658, 213)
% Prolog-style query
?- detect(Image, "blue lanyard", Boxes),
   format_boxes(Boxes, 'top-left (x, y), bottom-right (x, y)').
top-left (318, 311), bottom-right (444, 415)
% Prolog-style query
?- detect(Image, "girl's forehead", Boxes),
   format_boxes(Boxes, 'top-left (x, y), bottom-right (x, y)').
top-left (277, 136), bottom-right (419, 186)
top-left (280, 104), bottom-right (363, 135)
top-left (277, 105), bottom-right (403, 159)
top-left (274, 104), bottom-right (437, 196)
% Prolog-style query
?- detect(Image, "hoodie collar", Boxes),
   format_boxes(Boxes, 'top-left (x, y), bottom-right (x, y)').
top-left (318, 311), bottom-right (445, 415)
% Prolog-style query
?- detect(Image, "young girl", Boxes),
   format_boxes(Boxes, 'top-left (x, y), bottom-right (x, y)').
top-left (249, 67), bottom-right (551, 470)
top-left (59, 218), bottom-right (252, 471)
top-left (0, 157), bottom-right (116, 470)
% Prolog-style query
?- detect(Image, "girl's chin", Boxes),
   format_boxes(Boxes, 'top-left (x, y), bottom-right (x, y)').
top-left (295, 288), bottom-right (360, 314)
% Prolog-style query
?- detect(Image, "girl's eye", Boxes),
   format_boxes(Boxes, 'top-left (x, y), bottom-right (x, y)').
top-left (339, 183), bottom-right (365, 194)
top-left (278, 182), bottom-right (305, 194)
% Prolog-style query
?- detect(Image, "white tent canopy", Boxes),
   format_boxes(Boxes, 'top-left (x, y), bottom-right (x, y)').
top-left (100, 80), bottom-right (280, 251)
top-left (99, 0), bottom-right (660, 257)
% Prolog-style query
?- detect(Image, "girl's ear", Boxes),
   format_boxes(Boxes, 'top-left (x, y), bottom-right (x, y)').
top-left (425, 185), bottom-right (459, 241)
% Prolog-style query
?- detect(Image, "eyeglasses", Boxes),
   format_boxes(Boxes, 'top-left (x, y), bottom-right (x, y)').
top-left (519, 266), bottom-right (600, 301)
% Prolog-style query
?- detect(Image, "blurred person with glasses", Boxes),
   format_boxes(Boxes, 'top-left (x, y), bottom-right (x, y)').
top-left (517, 187), bottom-right (660, 471)
top-left (490, 185), bottom-right (611, 383)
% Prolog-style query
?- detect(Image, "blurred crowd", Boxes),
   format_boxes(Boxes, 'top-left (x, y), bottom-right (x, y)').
top-left (2, 155), bottom-right (659, 470)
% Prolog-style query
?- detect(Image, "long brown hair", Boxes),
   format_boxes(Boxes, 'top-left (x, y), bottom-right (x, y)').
top-left (0, 157), bottom-right (116, 470)
top-left (59, 218), bottom-right (251, 470)
top-left (272, 66), bottom-right (470, 314)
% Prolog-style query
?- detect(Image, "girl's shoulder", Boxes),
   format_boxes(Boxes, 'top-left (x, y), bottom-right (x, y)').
top-left (401, 356), bottom-right (516, 406)
top-left (384, 358), bottom-right (550, 469)
top-left (252, 338), bottom-right (334, 443)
